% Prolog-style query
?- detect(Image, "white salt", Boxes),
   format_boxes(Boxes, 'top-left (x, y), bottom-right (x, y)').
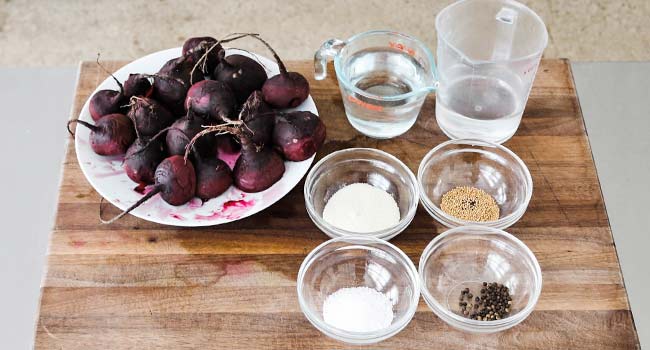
top-left (322, 286), bottom-right (394, 332)
top-left (322, 183), bottom-right (400, 233)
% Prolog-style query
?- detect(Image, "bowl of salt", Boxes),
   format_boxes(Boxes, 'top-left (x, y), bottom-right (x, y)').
top-left (297, 235), bottom-right (420, 344)
top-left (304, 148), bottom-right (419, 240)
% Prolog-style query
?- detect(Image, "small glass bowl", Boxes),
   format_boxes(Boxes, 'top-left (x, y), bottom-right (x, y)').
top-left (419, 226), bottom-right (542, 333)
top-left (297, 236), bottom-right (420, 344)
top-left (304, 148), bottom-right (419, 240)
top-left (417, 139), bottom-right (532, 229)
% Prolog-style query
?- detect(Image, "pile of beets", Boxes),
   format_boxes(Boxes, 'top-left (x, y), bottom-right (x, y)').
top-left (68, 34), bottom-right (326, 223)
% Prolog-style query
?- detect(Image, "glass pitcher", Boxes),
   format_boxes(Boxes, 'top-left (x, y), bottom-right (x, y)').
top-left (314, 30), bottom-right (438, 139)
top-left (435, 0), bottom-right (548, 143)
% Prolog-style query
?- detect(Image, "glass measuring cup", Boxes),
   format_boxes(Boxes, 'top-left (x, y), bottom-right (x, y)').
top-left (314, 31), bottom-right (438, 139)
top-left (435, 0), bottom-right (548, 144)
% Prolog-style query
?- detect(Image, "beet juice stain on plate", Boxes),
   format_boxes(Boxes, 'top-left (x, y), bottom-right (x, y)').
top-left (194, 199), bottom-right (255, 221)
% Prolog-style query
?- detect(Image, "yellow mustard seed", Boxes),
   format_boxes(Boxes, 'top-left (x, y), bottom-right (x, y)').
top-left (440, 186), bottom-right (500, 222)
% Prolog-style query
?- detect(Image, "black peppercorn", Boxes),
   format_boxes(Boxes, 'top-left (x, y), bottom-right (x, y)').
top-left (457, 282), bottom-right (513, 321)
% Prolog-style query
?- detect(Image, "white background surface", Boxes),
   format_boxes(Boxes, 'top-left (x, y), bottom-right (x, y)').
top-left (0, 63), bottom-right (647, 348)
top-left (573, 62), bottom-right (649, 348)
top-left (0, 68), bottom-right (76, 349)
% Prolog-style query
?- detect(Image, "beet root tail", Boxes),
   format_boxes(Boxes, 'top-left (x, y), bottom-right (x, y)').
top-left (100, 186), bottom-right (161, 224)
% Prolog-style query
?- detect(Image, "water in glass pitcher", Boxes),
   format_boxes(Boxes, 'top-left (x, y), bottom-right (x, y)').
top-left (436, 75), bottom-right (524, 144)
top-left (344, 48), bottom-right (429, 139)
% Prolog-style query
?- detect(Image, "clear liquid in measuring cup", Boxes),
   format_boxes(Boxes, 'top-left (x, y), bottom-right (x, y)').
top-left (436, 74), bottom-right (524, 144)
top-left (344, 48), bottom-right (429, 139)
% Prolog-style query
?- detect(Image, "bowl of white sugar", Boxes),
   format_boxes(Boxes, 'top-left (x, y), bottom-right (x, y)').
top-left (297, 235), bottom-right (420, 344)
top-left (303, 148), bottom-right (419, 240)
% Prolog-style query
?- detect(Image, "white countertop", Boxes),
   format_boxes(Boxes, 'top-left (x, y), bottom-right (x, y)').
top-left (0, 63), bottom-right (647, 349)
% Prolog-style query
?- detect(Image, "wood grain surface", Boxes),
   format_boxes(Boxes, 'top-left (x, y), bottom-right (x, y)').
top-left (34, 59), bottom-right (640, 349)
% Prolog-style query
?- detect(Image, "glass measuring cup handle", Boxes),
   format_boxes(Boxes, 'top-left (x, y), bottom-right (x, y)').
top-left (314, 39), bottom-right (346, 81)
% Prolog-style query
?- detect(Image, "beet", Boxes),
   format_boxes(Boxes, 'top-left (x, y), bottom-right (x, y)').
top-left (239, 90), bottom-right (273, 148)
top-left (182, 120), bottom-right (283, 193)
top-left (89, 56), bottom-right (127, 121)
top-left (123, 137), bottom-right (166, 184)
top-left (183, 37), bottom-right (218, 56)
top-left (273, 111), bottom-right (326, 161)
top-left (182, 33), bottom-right (255, 78)
top-left (184, 80), bottom-right (237, 122)
top-left (128, 96), bottom-right (176, 137)
top-left (123, 74), bottom-right (152, 98)
top-left (89, 89), bottom-right (124, 121)
top-left (233, 135), bottom-right (285, 192)
top-left (102, 155), bottom-right (196, 224)
top-left (263, 71), bottom-right (310, 108)
top-left (182, 36), bottom-right (221, 75)
top-left (68, 113), bottom-right (136, 156)
top-left (246, 34), bottom-right (309, 108)
top-left (214, 51), bottom-right (267, 104)
top-left (166, 114), bottom-right (217, 158)
top-left (152, 74), bottom-right (191, 116)
top-left (158, 56), bottom-right (203, 86)
top-left (194, 157), bottom-right (233, 201)
top-left (217, 134), bottom-right (241, 154)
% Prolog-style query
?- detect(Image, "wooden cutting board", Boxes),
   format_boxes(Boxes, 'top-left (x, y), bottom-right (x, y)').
top-left (34, 59), bottom-right (640, 349)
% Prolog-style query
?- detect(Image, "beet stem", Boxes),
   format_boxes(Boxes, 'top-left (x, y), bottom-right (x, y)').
top-left (100, 187), bottom-right (162, 224)
top-left (67, 119), bottom-right (98, 137)
top-left (123, 125), bottom-right (173, 161)
top-left (233, 33), bottom-right (287, 75)
top-left (96, 53), bottom-right (124, 94)
top-left (228, 47), bottom-right (271, 72)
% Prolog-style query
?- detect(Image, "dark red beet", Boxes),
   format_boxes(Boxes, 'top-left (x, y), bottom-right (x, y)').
top-left (262, 71), bottom-right (310, 108)
top-left (128, 97), bottom-right (176, 137)
top-left (152, 74), bottom-right (191, 116)
top-left (89, 56), bottom-right (128, 121)
top-left (194, 157), bottom-right (233, 201)
top-left (123, 74), bottom-right (152, 98)
top-left (183, 37), bottom-right (218, 56)
top-left (239, 91), bottom-right (273, 148)
top-left (102, 155), bottom-right (196, 224)
top-left (154, 155), bottom-right (196, 205)
top-left (273, 111), bottom-right (326, 161)
top-left (239, 90), bottom-right (271, 121)
top-left (184, 80), bottom-right (237, 122)
top-left (166, 114), bottom-right (217, 157)
top-left (245, 34), bottom-right (309, 108)
top-left (182, 33), bottom-right (255, 78)
top-left (182, 36), bottom-right (221, 75)
top-left (217, 134), bottom-right (241, 154)
top-left (123, 137), bottom-right (166, 184)
top-left (68, 114), bottom-right (136, 156)
top-left (89, 89), bottom-right (124, 121)
top-left (214, 52), bottom-right (267, 104)
top-left (158, 56), bottom-right (204, 86)
top-left (233, 135), bottom-right (285, 193)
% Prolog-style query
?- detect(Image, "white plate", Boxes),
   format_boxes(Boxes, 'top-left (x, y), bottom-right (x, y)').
top-left (74, 47), bottom-right (317, 226)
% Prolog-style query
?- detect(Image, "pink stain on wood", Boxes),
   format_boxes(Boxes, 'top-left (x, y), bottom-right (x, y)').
top-left (70, 240), bottom-right (86, 248)
top-left (226, 260), bottom-right (257, 276)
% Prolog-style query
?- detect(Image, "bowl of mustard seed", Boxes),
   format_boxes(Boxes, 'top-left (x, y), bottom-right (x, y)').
top-left (418, 226), bottom-right (542, 333)
top-left (417, 139), bottom-right (532, 229)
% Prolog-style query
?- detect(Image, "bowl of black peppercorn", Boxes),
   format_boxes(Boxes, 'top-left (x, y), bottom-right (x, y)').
top-left (418, 226), bottom-right (542, 333)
